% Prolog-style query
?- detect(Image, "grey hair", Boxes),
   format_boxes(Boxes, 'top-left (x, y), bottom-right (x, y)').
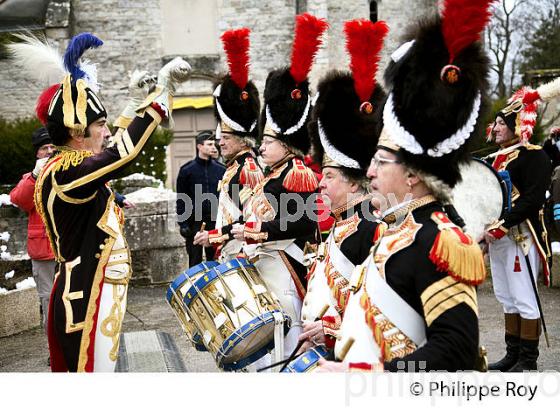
top-left (407, 166), bottom-right (453, 204)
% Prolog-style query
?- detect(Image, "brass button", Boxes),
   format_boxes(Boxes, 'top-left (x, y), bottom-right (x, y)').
top-left (99, 244), bottom-right (105, 250)
top-left (302, 315), bottom-right (307, 320)
top-left (95, 253), bottom-right (101, 259)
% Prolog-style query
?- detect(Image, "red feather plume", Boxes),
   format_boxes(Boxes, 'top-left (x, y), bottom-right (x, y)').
top-left (344, 19), bottom-right (389, 104)
top-left (35, 84), bottom-right (60, 125)
top-left (221, 28), bottom-right (251, 90)
top-left (289, 13), bottom-right (329, 85)
top-left (441, 0), bottom-right (495, 63)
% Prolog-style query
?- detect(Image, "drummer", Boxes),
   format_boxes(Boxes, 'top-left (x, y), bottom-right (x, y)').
top-left (193, 28), bottom-right (264, 258)
top-left (484, 78), bottom-right (555, 371)
top-left (230, 13), bottom-right (328, 359)
top-left (297, 19), bottom-right (387, 354)
top-left (317, 1), bottom-right (491, 372)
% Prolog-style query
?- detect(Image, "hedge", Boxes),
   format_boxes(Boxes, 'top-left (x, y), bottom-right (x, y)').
top-left (0, 115), bottom-right (173, 187)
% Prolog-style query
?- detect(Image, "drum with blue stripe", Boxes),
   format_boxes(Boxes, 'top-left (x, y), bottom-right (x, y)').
top-left (281, 346), bottom-right (330, 373)
top-left (183, 258), bottom-right (290, 371)
top-left (166, 261), bottom-right (219, 351)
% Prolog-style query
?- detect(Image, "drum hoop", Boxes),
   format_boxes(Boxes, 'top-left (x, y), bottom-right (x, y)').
top-left (283, 345), bottom-right (328, 373)
top-left (166, 261), bottom-right (219, 302)
top-left (219, 311), bottom-right (289, 371)
top-left (470, 156), bottom-right (508, 220)
top-left (217, 310), bottom-right (289, 357)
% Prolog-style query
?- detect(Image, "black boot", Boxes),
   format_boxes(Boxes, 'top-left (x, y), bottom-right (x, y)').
top-left (488, 313), bottom-right (520, 371)
top-left (488, 334), bottom-right (519, 371)
top-left (509, 339), bottom-right (539, 371)
top-left (509, 318), bottom-right (540, 372)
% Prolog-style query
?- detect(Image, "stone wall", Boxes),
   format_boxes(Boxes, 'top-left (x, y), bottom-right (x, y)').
top-left (123, 187), bottom-right (187, 285)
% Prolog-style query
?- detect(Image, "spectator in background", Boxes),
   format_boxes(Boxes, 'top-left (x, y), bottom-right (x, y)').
top-left (176, 131), bottom-right (225, 266)
top-left (9, 127), bottom-right (56, 338)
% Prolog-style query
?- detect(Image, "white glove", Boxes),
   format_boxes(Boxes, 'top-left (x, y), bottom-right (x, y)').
top-left (156, 57), bottom-right (191, 94)
top-left (32, 157), bottom-right (49, 179)
top-left (153, 57), bottom-right (192, 126)
top-left (118, 70), bottom-right (157, 122)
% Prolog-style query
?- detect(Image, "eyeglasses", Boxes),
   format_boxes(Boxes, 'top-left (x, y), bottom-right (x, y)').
top-left (371, 155), bottom-right (402, 169)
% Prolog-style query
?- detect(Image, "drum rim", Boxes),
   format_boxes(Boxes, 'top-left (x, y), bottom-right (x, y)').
top-left (213, 257), bottom-right (252, 275)
top-left (166, 261), bottom-right (220, 301)
top-left (281, 345), bottom-right (328, 373)
top-left (217, 310), bottom-right (291, 370)
top-left (182, 260), bottom-right (256, 307)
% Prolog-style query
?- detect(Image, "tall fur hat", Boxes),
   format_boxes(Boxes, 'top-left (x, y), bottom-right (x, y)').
top-left (261, 13), bottom-right (328, 155)
top-left (380, 0), bottom-right (494, 189)
top-left (310, 19), bottom-right (388, 178)
top-left (214, 28), bottom-right (260, 141)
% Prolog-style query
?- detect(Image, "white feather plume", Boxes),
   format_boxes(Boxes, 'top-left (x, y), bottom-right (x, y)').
top-left (7, 33), bottom-right (65, 85)
top-left (80, 59), bottom-right (100, 93)
top-left (537, 77), bottom-right (560, 102)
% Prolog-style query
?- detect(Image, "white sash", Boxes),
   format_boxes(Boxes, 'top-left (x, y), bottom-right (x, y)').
top-left (216, 189), bottom-right (241, 230)
top-left (363, 255), bottom-right (426, 347)
top-left (327, 234), bottom-right (355, 281)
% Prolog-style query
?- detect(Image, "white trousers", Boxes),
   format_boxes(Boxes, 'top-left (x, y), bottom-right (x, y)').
top-left (489, 234), bottom-right (541, 320)
top-left (93, 283), bottom-right (129, 372)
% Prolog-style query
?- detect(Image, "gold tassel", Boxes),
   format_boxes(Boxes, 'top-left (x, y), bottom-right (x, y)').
top-left (429, 229), bottom-right (487, 285)
top-left (282, 158), bottom-right (318, 192)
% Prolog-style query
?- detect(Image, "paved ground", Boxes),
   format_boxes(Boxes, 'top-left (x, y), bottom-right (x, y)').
top-left (1, 279), bottom-right (559, 372)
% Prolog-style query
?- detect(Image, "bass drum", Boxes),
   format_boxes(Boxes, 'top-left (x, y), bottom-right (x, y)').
top-left (451, 157), bottom-right (508, 241)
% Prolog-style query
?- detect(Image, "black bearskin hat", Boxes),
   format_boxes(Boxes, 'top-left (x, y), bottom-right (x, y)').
top-left (214, 28), bottom-right (260, 141)
top-left (380, 0), bottom-right (494, 189)
top-left (261, 13), bottom-right (328, 156)
top-left (261, 68), bottom-right (313, 154)
top-left (310, 19), bottom-right (389, 178)
top-left (213, 74), bottom-right (260, 140)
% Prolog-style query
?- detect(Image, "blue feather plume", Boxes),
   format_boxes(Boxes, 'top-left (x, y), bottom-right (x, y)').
top-left (63, 33), bottom-right (103, 83)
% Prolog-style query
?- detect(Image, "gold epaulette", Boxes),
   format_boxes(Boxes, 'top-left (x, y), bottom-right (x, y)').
top-left (526, 143), bottom-right (542, 151)
top-left (428, 211), bottom-right (486, 286)
top-left (52, 148), bottom-right (94, 172)
top-left (239, 156), bottom-right (264, 189)
top-left (282, 158), bottom-right (318, 192)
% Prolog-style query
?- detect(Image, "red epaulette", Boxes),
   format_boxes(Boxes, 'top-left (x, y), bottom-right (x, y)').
top-left (282, 158), bottom-right (318, 192)
top-left (428, 211), bottom-right (486, 286)
top-left (239, 156), bottom-right (263, 188)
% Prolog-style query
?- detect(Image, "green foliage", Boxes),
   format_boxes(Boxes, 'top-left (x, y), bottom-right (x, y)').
top-left (0, 116), bottom-right (42, 185)
top-left (520, 6), bottom-right (560, 73)
top-left (112, 126), bottom-right (173, 182)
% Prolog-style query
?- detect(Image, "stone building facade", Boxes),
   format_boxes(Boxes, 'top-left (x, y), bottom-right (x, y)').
top-left (0, 0), bottom-right (437, 184)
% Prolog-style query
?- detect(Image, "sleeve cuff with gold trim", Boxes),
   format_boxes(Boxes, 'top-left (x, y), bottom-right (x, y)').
top-left (487, 219), bottom-right (508, 240)
top-left (322, 315), bottom-right (341, 350)
top-left (208, 228), bottom-right (229, 245)
top-left (244, 221), bottom-right (268, 244)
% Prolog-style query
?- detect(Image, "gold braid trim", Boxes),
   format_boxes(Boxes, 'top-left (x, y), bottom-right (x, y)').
top-left (360, 287), bottom-right (417, 362)
top-left (324, 254), bottom-right (351, 315)
top-left (382, 195), bottom-right (436, 225)
top-left (52, 147), bottom-right (94, 172)
top-left (62, 75), bottom-right (75, 130)
top-left (75, 79), bottom-right (88, 129)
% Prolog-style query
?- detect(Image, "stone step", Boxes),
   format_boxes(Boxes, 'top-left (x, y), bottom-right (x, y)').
top-left (115, 330), bottom-right (187, 372)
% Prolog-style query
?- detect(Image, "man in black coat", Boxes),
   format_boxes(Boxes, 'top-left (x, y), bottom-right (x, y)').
top-left (176, 130), bottom-right (225, 266)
